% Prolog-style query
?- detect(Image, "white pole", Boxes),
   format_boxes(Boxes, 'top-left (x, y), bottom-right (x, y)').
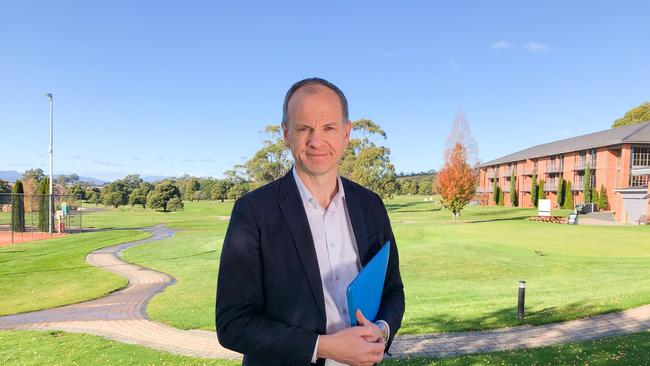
top-left (46, 93), bottom-right (53, 235)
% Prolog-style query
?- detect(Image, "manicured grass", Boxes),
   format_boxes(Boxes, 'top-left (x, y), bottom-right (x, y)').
top-left (2, 329), bottom-right (650, 365)
top-left (121, 227), bottom-right (227, 330)
top-left (81, 201), bottom-right (234, 230)
top-left (0, 230), bottom-right (150, 315)
top-left (0, 330), bottom-right (238, 366)
top-left (119, 197), bottom-right (650, 335)
top-left (3, 197), bottom-right (650, 336)
top-left (389, 197), bottom-right (650, 334)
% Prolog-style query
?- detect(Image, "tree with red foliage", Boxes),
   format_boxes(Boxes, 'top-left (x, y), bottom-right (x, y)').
top-left (438, 142), bottom-right (477, 222)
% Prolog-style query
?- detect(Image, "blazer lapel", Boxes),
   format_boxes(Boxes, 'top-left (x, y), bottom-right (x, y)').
top-left (342, 178), bottom-right (372, 266)
top-left (278, 171), bottom-right (326, 323)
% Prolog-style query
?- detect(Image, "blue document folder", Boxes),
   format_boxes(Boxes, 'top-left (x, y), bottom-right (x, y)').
top-left (346, 241), bottom-right (390, 326)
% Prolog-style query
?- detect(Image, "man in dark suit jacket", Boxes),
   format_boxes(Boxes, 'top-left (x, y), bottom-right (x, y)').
top-left (216, 78), bottom-right (405, 366)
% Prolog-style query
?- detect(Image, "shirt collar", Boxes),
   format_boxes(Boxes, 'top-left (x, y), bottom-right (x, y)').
top-left (292, 166), bottom-right (345, 211)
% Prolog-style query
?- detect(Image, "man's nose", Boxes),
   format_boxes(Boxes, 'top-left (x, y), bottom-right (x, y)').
top-left (307, 129), bottom-right (325, 147)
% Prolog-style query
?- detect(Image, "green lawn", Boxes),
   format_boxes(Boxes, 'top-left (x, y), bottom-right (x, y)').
top-left (2, 196), bottom-right (650, 364)
top-left (0, 230), bottom-right (150, 315)
top-left (2, 329), bottom-right (650, 365)
top-left (0, 330), bottom-right (237, 366)
top-left (4, 197), bottom-right (649, 334)
top-left (119, 197), bottom-right (650, 335)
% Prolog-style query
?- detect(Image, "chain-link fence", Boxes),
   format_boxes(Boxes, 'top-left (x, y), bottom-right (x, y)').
top-left (0, 193), bottom-right (84, 245)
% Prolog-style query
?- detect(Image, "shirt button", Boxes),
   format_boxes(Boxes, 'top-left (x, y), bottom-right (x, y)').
top-left (335, 275), bottom-right (340, 281)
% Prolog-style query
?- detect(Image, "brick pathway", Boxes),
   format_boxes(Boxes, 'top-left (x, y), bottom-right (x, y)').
top-left (2, 223), bottom-right (650, 360)
top-left (0, 224), bottom-right (240, 360)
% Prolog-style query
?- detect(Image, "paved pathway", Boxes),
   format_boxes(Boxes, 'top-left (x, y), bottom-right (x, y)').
top-left (2, 224), bottom-right (650, 360)
top-left (0, 224), bottom-right (240, 360)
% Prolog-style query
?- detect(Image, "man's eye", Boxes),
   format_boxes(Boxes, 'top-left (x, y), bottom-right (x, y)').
top-left (297, 127), bottom-right (309, 132)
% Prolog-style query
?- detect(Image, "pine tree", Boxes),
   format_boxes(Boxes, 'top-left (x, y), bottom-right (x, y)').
top-left (37, 178), bottom-right (51, 232)
top-left (591, 189), bottom-right (599, 207)
top-left (531, 170), bottom-right (538, 207)
top-left (509, 171), bottom-right (517, 207)
top-left (493, 179), bottom-right (499, 205)
top-left (556, 176), bottom-right (564, 208)
top-left (11, 180), bottom-right (25, 232)
top-left (498, 189), bottom-right (505, 206)
top-left (564, 181), bottom-right (574, 209)
top-left (598, 184), bottom-right (609, 210)
top-left (538, 179), bottom-right (546, 200)
top-left (583, 163), bottom-right (591, 203)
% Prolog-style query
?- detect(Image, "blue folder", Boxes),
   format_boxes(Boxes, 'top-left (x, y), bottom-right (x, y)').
top-left (346, 241), bottom-right (390, 326)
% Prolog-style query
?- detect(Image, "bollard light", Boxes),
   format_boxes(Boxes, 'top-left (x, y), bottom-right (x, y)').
top-left (517, 280), bottom-right (526, 320)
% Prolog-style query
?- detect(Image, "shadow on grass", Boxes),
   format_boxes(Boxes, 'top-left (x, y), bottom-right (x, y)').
top-left (386, 202), bottom-right (440, 213)
top-left (465, 216), bottom-right (531, 224)
top-left (401, 301), bottom-right (625, 335)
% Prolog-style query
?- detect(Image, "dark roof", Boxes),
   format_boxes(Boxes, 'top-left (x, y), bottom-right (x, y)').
top-left (479, 120), bottom-right (650, 167)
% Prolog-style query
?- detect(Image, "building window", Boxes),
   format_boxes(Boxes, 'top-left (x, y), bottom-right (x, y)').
top-left (575, 173), bottom-right (596, 189)
top-left (575, 151), bottom-right (587, 169)
top-left (632, 147), bottom-right (650, 167)
top-left (630, 175), bottom-right (649, 187)
top-left (590, 149), bottom-right (597, 169)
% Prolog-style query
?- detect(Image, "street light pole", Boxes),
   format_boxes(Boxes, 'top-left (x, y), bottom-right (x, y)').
top-left (46, 92), bottom-right (53, 236)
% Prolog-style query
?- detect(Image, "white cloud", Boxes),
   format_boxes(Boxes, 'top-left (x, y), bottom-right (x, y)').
top-left (524, 42), bottom-right (549, 53)
top-left (492, 41), bottom-right (512, 50)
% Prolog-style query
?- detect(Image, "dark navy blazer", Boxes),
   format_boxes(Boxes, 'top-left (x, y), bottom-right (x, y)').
top-left (216, 170), bottom-right (405, 366)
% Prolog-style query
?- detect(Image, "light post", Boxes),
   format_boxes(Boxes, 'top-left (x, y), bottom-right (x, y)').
top-left (46, 92), bottom-right (53, 235)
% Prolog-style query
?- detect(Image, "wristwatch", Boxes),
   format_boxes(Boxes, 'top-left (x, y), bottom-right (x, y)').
top-left (374, 320), bottom-right (389, 346)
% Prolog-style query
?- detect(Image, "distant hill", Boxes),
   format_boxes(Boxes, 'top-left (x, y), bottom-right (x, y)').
top-left (396, 171), bottom-right (437, 183)
top-left (0, 171), bottom-right (21, 182)
top-left (0, 170), bottom-right (107, 185)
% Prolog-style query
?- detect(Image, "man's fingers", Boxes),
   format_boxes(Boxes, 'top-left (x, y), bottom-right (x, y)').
top-left (354, 324), bottom-right (378, 339)
top-left (356, 309), bottom-right (369, 325)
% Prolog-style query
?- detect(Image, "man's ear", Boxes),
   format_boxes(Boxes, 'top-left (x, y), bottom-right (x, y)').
top-left (282, 122), bottom-right (290, 148)
top-left (344, 120), bottom-right (352, 142)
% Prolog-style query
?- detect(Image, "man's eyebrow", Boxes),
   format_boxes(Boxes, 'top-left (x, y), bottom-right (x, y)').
top-left (293, 122), bottom-right (311, 128)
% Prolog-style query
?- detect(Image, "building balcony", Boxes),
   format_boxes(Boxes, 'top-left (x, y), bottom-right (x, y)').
top-left (476, 187), bottom-right (493, 193)
top-left (574, 162), bottom-right (597, 171)
top-left (500, 169), bottom-right (515, 177)
top-left (501, 186), bottom-right (510, 192)
top-left (543, 184), bottom-right (557, 192)
top-left (520, 185), bottom-right (531, 192)
top-left (631, 166), bottom-right (650, 175)
top-left (521, 168), bottom-right (535, 176)
top-left (547, 165), bottom-right (564, 174)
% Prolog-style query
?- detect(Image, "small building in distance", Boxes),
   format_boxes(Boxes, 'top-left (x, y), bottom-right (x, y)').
top-left (477, 121), bottom-right (650, 224)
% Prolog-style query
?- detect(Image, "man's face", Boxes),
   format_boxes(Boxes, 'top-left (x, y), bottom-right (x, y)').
top-left (283, 85), bottom-right (351, 178)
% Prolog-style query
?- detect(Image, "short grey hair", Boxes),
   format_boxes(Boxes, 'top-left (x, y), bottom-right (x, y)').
top-left (281, 77), bottom-right (349, 126)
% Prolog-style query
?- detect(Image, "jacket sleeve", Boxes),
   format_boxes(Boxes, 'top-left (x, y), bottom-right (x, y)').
top-left (374, 194), bottom-right (405, 354)
top-left (216, 197), bottom-right (318, 364)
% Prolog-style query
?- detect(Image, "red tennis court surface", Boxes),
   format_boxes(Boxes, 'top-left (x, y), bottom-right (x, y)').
top-left (0, 231), bottom-right (67, 246)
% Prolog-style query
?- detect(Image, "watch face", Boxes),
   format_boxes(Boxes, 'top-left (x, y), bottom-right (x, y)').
top-left (376, 321), bottom-right (389, 343)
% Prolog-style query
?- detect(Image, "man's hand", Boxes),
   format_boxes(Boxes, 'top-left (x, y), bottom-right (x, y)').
top-left (355, 309), bottom-right (384, 345)
top-left (316, 310), bottom-right (384, 366)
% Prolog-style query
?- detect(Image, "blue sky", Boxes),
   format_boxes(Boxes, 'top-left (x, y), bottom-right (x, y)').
top-left (1, 1), bottom-right (649, 181)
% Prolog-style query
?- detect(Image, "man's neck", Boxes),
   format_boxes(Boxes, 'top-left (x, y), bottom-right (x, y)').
top-left (294, 166), bottom-right (339, 210)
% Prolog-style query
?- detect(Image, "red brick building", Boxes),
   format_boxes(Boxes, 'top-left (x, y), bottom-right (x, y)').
top-left (477, 121), bottom-right (650, 224)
